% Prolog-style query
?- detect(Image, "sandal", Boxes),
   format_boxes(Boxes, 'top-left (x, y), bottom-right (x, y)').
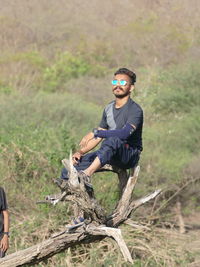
top-left (65, 216), bottom-right (85, 231)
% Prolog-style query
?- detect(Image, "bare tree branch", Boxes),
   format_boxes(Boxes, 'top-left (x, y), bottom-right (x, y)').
top-left (0, 156), bottom-right (162, 266)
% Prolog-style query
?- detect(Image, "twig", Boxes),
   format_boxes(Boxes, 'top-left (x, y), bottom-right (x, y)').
top-left (175, 200), bottom-right (186, 234)
top-left (154, 176), bottom-right (200, 215)
top-left (87, 226), bottom-right (133, 263)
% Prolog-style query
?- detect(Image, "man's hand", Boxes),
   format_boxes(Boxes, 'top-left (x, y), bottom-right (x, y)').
top-left (79, 132), bottom-right (94, 149)
top-left (0, 235), bottom-right (9, 252)
top-left (72, 151), bottom-right (83, 165)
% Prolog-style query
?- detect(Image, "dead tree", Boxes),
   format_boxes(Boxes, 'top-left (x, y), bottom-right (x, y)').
top-left (0, 155), bottom-right (161, 266)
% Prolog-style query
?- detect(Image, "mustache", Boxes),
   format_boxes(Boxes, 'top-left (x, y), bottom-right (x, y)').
top-left (113, 86), bottom-right (123, 91)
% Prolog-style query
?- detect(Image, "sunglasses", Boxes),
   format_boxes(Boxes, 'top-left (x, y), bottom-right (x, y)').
top-left (111, 80), bottom-right (128, 86)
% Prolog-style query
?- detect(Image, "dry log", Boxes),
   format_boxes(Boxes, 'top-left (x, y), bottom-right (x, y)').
top-left (87, 226), bottom-right (133, 263)
top-left (0, 155), bottom-right (162, 266)
top-left (98, 164), bottom-right (129, 196)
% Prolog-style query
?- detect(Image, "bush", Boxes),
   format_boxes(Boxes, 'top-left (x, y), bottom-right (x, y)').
top-left (42, 52), bottom-right (108, 92)
top-left (151, 63), bottom-right (200, 114)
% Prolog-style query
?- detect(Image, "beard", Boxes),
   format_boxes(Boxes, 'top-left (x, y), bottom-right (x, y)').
top-left (113, 87), bottom-right (130, 98)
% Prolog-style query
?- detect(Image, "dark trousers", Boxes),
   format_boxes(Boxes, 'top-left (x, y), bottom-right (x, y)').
top-left (61, 137), bottom-right (140, 179)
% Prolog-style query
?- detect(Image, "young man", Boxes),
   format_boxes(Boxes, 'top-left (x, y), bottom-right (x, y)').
top-left (60, 68), bottom-right (143, 189)
top-left (0, 187), bottom-right (9, 258)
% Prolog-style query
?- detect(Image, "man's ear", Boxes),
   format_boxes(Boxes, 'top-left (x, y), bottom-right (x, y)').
top-left (130, 85), bottom-right (135, 92)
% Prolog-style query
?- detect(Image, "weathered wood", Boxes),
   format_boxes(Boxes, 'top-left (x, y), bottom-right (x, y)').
top-left (62, 157), bottom-right (79, 188)
top-left (0, 226), bottom-right (110, 267)
top-left (60, 157), bottom-right (106, 224)
top-left (107, 188), bottom-right (161, 227)
top-left (87, 226), bottom-right (133, 263)
top-left (0, 223), bottom-right (135, 267)
top-left (98, 164), bottom-right (129, 196)
top-left (0, 155), bottom-right (162, 266)
top-left (116, 166), bottom-right (140, 214)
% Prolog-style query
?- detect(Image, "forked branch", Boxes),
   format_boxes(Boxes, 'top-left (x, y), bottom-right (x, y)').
top-left (0, 154), bottom-right (161, 266)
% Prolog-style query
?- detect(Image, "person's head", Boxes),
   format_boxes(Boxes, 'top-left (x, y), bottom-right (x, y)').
top-left (112, 68), bottom-right (136, 98)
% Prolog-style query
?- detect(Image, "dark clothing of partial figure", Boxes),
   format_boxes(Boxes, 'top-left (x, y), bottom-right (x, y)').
top-left (0, 187), bottom-right (8, 258)
top-left (61, 98), bottom-right (143, 180)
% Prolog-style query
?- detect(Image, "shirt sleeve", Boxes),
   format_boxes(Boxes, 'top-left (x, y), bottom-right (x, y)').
top-left (95, 123), bottom-right (135, 140)
top-left (0, 188), bottom-right (8, 211)
top-left (127, 105), bottom-right (143, 129)
top-left (99, 109), bottom-right (108, 129)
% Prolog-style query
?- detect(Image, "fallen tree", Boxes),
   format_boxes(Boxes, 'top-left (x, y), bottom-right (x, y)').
top-left (0, 155), bottom-right (161, 266)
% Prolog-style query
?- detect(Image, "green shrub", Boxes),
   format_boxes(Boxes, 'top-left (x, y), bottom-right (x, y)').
top-left (42, 52), bottom-right (91, 91)
top-left (41, 51), bottom-right (109, 92)
top-left (151, 63), bottom-right (200, 114)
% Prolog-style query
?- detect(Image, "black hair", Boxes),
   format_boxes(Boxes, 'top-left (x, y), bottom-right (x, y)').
top-left (114, 68), bottom-right (136, 85)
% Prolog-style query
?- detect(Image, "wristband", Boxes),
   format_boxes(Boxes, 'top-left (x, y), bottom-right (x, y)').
top-left (92, 128), bottom-right (98, 138)
top-left (3, 232), bottom-right (10, 237)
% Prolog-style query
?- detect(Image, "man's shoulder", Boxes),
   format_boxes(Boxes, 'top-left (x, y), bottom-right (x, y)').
top-left (128, 98), bottom-right (143, 112)
top-left (104, 101), bottom-right (115, 112)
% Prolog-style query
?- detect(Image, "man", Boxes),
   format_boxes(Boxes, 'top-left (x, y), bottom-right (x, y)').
top-left (60, 68), bottom-right (143, 191)
top-left (0, 187), bottom-right (9, 258)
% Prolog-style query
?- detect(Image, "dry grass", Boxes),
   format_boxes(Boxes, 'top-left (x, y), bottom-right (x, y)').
top-left (16, 222), bottom-right (197, 267)
top-left (1, 0), bottom-right (200, 93)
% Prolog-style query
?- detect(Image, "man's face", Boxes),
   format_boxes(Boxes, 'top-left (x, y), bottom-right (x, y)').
top-left (112, 74), bottom-right (134, 98)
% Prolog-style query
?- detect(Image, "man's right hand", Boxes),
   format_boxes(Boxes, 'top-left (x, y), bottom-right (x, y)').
top-left (72, 151), bottom-right (83, 165)
top-left (76, 129), bottom-right (103, 160)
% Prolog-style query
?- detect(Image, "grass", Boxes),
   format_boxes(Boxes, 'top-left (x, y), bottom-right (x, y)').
top-left (1, 62), bottom-right (200, 265)
top-left (1, 2), bottom-right (200, 264)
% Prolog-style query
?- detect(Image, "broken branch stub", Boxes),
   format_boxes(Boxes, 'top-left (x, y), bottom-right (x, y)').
top-left (61, 158), bottom-right (106, 224)
top-left (62, 157), bottom-right (79, 188)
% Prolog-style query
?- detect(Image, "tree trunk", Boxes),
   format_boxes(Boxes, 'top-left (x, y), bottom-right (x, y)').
top-left (0, 159), bottom-right (161, 266)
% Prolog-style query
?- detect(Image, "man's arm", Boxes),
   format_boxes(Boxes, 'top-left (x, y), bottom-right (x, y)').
top-left (79, 132), bottom-right (99, 150)
top-left (93, 105), bottom-right (143, 141)
top-left (94, 123), bottom-right (135, 140)
top-left (72, 107), bottom-right (108, 164)
top-left (0, 210), bottom-right (9, 252)
top-left (72, 128), bottom-right (105, 164)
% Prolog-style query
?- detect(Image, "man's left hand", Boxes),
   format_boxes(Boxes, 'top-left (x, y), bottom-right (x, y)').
top-left (0, 235), bottom-right (9, 252)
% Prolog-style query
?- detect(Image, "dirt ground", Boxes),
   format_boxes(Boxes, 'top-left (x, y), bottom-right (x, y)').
top-left (184, 213), bottom-right (200, 267)
top-left (162, 212), bottom-right (200, 267)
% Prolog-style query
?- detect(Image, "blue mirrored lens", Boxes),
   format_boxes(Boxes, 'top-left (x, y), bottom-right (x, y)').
top-left (111, 80), bottom-right (118, 85)
top-left (119, 80), bottom-right (127, 86)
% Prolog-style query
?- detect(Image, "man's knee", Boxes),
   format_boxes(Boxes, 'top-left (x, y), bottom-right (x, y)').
top-left (102, 136), bottom-right (123, 148)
